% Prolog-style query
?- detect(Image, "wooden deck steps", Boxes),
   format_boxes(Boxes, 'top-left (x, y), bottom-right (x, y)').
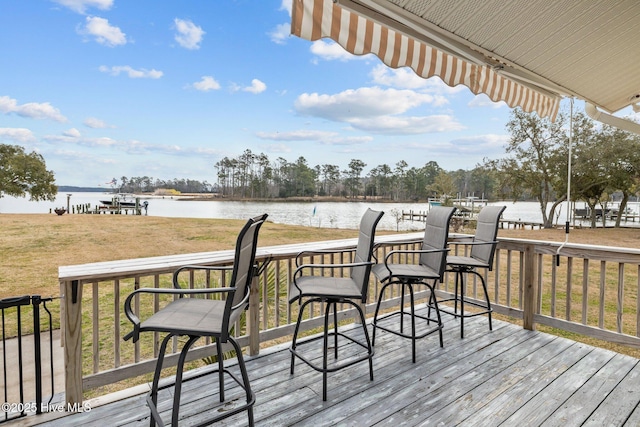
top-left (30, 307), bottom-right (640, 426)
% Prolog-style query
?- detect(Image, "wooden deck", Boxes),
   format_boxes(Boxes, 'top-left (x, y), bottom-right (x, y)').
top-left (29, 307), bottom-right (640, 426)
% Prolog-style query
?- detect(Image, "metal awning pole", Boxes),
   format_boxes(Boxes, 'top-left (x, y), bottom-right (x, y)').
top-left (556, 98), bottom-right (573, 265)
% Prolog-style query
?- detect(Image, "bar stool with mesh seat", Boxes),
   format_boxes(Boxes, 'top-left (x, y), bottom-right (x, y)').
top-left (371, 206), bottom-right (455, 363)
top-left (123, 213), bottom-right (268, 427)
top-left (289, 208), bottom-right (384, 401)
top-left (439, 205), bottom-right (506, 338)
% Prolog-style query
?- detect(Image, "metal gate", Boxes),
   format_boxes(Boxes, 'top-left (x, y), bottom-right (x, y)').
top-left (1, 295), bottom-right (55, 423)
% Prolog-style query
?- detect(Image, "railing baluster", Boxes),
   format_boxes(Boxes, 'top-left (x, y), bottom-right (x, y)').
top-left (153, 274), bottom-right (160, 358)
top-left (92, 283), bottom-right (99, 373)
top-left (518, 252), bottom-right (524, 309)
top-left (536, 253), bottom-right (543, 313)
top-left (566, 257), bottom-right (573, 321)
top-left (205, 269), bottom-right (211, 346)
top-left (599, 261), bottom-right (606, 328)
top-left (582, 259), bottom-right (589, 325)
top-left (248, 273), bottom-right (259, 356)
top-left (494, 248), bottom-right (501, 304)
top-left (551, 258), bottom-right (557, 318)
top-left (287, 258), bottom-right (293, 325)
top-left (134, 277), bottom-right (140, 363)
top-left (262, 263), bottom-right (268, 332)
top-left (637, 265), bottom-right (640, 337)
top-left (506, 250), bottom-right (512, 307)
top-left (618, 263), bottom-right (625, 334)
top-left (275, 261), bottom-right (281, 328)
top-left (523, 244), bottom-right (537, 331)
top-left (114, 279), bottom-right (120, 369)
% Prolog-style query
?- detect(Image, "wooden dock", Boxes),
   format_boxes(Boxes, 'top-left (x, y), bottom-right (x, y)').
top-left (402, 209), bottom-right (545, 230)
top-left (28, 307), bottom-right (640, 426)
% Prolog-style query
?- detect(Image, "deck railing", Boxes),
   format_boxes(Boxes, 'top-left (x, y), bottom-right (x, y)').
top-left (58, 233), bottom-right (640, 406)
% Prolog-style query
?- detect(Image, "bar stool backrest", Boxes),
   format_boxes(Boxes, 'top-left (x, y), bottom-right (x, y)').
top-left (420, 206), bottom-right (456, 277)
top-left (350, 208), bottom-right (385, 302)
top-left (470, 205), bottom-right (506, 269)
top-left (225, 213), bottom-right (269, 334)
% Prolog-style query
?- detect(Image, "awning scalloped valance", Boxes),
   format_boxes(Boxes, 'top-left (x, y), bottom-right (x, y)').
top-left (291, 0), bottom-right (560, 121)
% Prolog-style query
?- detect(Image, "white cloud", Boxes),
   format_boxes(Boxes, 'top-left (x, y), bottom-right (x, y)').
top-left (370, 65), bottom-right (429, 90)
top-left (244, 79), bottom-right (267, 94)
top-left (232, 79), bottom-right (267, 94)
top-left (43, 133), bottom-right (222, 158)
top-left (52, 0), bottom-right (113, 14)
top-left (63, 128), bottom-right (81, 137)
top-left (468, 94), bottom-right (506, 109)
top-left (350, 115), bottom-right (464, 134)
top-left (280, 0), bottom-right (292, 16)
top-left (295, 87), bottom-right (438, 121)
top-left (391, 134), bottom-right (509, 162)
top-left (370, 64), bottom-right (465, 99)
top-left (310, 40), bottom-right (367, 61)
top-left (0, 96), bottom-right (67, 122)
top-left (0, 127), bottom-right (36, 143)
top-left (321, 135), bottom-right (373, 145)
top-left (84, 117), bottom-right (111, 128)
top-left (99, 65), bottom-right (163, 79)
top-left (173, 18), bottom-right (205, 50)
top-left (44, 133), bottom-right (117, 146)
top-left (294, 87), bottom-right (464, 135)
top-left (256, 130), bottom-right (337, 141)
top-left (448, 134), bottom-right (509, 152)
top-left (269, 23), bottom-right (290, 45)
top-left (79, 16), bottom-right (127, 47)
top-left (256, 130), bottom-right (372, 146)
top-left (192, 76), bottom-right (221, 92)
top-left (264, 143), bottom-right (292, 153)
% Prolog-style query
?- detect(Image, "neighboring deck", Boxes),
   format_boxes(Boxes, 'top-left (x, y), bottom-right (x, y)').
top-left (29, 308), bottom-right (640, 427)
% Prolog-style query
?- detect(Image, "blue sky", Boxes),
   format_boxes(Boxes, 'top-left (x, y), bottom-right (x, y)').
top-left (2, 0), bottom-right (533, 187)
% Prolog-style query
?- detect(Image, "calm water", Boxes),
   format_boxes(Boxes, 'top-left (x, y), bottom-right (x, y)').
top-left (2, 192), bottom-right (636, 231)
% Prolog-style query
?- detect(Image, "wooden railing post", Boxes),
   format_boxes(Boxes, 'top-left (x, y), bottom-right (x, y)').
top-left (523, 244), bottom-right (537, 331)
top-left (248, 275), bottom-right (260, 356)
top-left (63, 279), bottom-right (83, 405)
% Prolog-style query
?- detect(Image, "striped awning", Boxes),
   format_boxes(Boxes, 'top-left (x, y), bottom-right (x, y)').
top-left (291, 0), bottom-right (561, 121)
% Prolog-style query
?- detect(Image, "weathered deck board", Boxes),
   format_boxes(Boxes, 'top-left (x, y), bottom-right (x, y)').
top-left (29, 307), bottom-right (640, 426)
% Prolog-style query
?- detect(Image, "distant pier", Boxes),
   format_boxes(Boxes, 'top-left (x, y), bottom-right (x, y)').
top-left (50, 194), bottom-right (148, 215)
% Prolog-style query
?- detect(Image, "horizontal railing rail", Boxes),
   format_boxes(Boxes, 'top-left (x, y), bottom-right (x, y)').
top-left (58, 232), bottom-right (640, 406)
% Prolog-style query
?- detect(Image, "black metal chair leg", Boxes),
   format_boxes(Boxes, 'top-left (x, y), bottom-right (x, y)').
top-left (290, 299), bottom-right (312, 375)
top-left (408, 283), bottom-right (416, 363)
top-left (460, 271), bottom-right (466, 338)
top-left (400, 286), bottom-right (406, 334)
top-left (428, 285), bottom-right (444, 348)
top-left (228, 337), bottom-right (255, 427)
top-left (216, 338), bottom-right (225, 402)
top-left (148, 333), bottom-right (172, 427)
top-left (322, 302), bottom-right (331, 401)
top-left (372, 282), bottom-right (391, 346)
top-left (476, 271), bottom-right (493, 331)
top-left (454, 270), bottom-right (461, 315)
top-left (352, 301), bottom-right (374, 381)
top-left (171, 336), bottom-right (199, 427)
top-left (333, 302), bottom-right (338, 359)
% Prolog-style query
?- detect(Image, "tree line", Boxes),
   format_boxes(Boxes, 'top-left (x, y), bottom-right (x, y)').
top-left (115, 177), bottom-right (214, 194)
top-left (212, 152), bottom-right (494, 201)
top-left (113, 157), bottom-right (493, 202)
